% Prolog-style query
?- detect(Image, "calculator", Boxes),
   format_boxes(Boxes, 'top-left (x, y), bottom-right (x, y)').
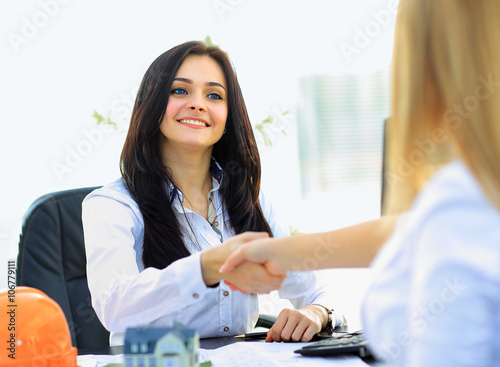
top-left (294, 330), bottom-right (372, 358)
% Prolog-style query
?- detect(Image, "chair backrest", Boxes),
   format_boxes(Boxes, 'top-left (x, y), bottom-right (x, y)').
top-left (16, 186), bottom-right (110, 351)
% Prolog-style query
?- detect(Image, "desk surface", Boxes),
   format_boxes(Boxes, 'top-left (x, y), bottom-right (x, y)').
top-left (78, 325), bottom-right (351, 355)
top-left (77, 326), bottom-right (376, 366)
top-left (77, 336), bottom-right (258, 355)
top-left (78, 342), bottom-right (371, 367)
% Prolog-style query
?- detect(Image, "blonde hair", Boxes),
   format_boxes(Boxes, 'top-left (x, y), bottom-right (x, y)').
top-left (384, 0), bottom-right (500, 214)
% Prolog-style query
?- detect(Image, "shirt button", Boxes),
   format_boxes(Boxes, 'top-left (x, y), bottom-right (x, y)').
top-left (223, 326), bottom-right (229, 332)
top-left (193, 293), bottom-right (199, 299)
top-left (223, 291), bottom-right (229, 297)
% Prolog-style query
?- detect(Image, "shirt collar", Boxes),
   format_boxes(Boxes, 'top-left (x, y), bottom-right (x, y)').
top-left (165, 157), bottom-right (224, 204)
top-left (210, 157), bottom-right (224, 186)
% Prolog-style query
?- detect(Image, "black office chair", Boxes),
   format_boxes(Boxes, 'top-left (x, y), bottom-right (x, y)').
top-left (16, 186), bottom-right (277, 352)
top-left (16, 186), bottom-right (109, 351)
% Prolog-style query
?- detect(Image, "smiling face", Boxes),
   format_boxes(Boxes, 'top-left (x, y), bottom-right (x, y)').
top-left (160, 55), bottom-right (228, 158)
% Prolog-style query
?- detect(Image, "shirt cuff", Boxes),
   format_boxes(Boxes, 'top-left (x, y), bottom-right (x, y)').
top-left (333, 310), bottom-right (347, 327)
top-left (171, 252), bottom-right (210, 303)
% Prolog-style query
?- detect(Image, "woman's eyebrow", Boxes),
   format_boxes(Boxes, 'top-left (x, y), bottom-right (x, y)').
top-left (206, 81), bottom-right (226, 91)
top-left (173, 77), bottom-right (192, 84)
top-left (173, 77), bottom-right (226, 91)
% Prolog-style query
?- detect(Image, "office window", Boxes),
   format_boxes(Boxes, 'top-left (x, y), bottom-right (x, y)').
top-left (137, 357), bottom-right (145, 367)
top-left (125, 358), bottom-right (133, 367)
top-left (149, 358), bottom-right (157, 367)
top-left (293, 68), bottom-right (391, 231)
top-left (298, 69), bottom-right (389, 190)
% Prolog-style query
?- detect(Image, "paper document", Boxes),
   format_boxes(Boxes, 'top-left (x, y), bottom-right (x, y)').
top-left (76, 342), bottom-right (370, 367)
top-left (199, 341), bottom-right (370, 366)
top-left (77, 354), bottom-right (123, 367)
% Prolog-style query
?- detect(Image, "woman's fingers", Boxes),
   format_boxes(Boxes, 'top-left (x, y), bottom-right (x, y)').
top-left (220, 239), bottom-right (271, 273)
top-left (265, 308), bottom-right (323, 342)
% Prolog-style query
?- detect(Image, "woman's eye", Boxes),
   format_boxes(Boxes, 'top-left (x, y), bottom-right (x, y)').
top-left (208, 93), bottom-right (223, 100)
top-left (170, 88), bottom-right (187, 95)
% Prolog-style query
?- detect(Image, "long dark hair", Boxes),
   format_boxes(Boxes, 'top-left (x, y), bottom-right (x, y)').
top-left (120, 41), bottom-right (273, 269)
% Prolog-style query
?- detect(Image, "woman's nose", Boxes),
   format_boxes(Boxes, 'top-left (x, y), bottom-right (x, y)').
top-left (188, 93), bottom-right (206, 112)
top-left (189, 105), bottom-right (205, 111)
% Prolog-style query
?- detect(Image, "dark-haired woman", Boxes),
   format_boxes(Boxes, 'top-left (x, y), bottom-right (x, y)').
top-left (82, 41), bottom-right (341, 345)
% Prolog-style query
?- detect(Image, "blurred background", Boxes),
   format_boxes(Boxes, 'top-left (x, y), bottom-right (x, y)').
top-left (1, 0), bottom-right (397, 327)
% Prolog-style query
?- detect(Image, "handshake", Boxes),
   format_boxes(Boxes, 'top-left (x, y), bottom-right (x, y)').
top-left (201, 231), bottom-right (334, 343)
top-left (200, 216), bottom-right (394, 293)
top-left (200, 232), bottom-right (290, 294)
top-left (199, 217), bottom-right (393, 342)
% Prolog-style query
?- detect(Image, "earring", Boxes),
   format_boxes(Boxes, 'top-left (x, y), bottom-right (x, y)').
top-left (223, 128), bottom-right (226, 135)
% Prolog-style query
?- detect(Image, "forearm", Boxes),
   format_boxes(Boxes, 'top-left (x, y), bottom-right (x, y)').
top-left (201, 243), bottom-right (228, 286)
top-left (268, 215), bottom-right (397, 272)
top-left (89, 252), bottom-right (211, 331)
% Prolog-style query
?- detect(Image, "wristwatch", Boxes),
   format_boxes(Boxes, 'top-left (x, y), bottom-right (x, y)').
top-left (313, 304), bottom-right (336, 331)
top-left (313, 304), bottom-right (347, 332)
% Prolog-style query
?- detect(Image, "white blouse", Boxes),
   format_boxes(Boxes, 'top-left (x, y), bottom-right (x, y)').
top-left (362, 161), bottom-right (500, 366)
top-left (82, 174), bottom-right (335, 345)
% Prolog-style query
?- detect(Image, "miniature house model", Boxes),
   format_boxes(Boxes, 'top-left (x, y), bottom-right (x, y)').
top-left (123, 325), bottom-right (199, 367)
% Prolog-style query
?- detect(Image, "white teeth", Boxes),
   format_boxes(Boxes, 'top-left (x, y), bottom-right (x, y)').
top-left (179, 119), bottom-right (207, 127)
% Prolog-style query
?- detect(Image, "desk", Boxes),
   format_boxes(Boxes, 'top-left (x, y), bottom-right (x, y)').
top-left (77, 326), bottom-right (350, 355)
top-left (77, 343), bottom-right (370, 367)
top-left (77, 336), bottom-right (260, 355)
top-left (77, 326), bottom-right (376, 366)
top-left (198, 341), bottom-right (371, 367)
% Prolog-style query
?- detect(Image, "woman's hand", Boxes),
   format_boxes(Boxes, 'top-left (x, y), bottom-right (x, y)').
top-left (200, 232), bottom-right (286, 294)
top-left (266, 305), bottom-right (328, 342)
top-left (219, 236), bottom-right (289, 276)
top-left (222, 261), bottom-right (285, 294)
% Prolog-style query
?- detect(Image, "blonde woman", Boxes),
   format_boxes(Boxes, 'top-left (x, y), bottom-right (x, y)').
top-left (221, 1), bottom-right (500, 365)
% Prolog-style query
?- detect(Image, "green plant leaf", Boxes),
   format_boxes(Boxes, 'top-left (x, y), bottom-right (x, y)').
top-left (92, 109), bottom-right (105, 123)
top-left (260, 115), bottom-right (274, 125)
top-left (289, 226), bottom-right (302, 236)
top-left (204, 35), bottom-right (219, 48)
top-left (92, 109), bottom-right (118, 130)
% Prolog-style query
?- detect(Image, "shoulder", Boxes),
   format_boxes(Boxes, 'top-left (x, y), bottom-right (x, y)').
top-left (413, 161), bottom-right (486, 212)
top-left (258, 188), bottom-right (290, 238)
top-left (257, 189), bottom-right (272, 213)
top-left (411, 161), bottom-right (500, 278)
top-left (84, 178), bottom-right (133, 203)
top-left (413, 161), bottom-right (500, 237)
top-left (82, 178), bottom-right (142, 220)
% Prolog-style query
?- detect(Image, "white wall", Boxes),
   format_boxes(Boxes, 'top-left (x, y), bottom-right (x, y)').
top-left (0, 0), bottom-right (397, 297)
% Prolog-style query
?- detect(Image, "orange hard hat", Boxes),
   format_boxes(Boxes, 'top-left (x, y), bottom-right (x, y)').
top-left (0, 286), bottom-right (78, 367)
